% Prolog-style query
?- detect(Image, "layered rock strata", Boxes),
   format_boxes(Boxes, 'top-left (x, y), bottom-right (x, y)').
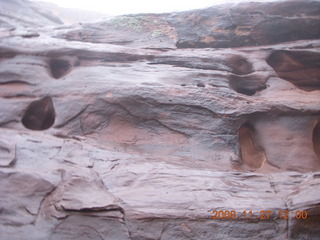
top-left (0, 0), bottom-right (320, 239)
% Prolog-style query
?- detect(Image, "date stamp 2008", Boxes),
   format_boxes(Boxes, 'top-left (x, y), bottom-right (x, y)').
top-left (211, 210), bottom-right (308, 220)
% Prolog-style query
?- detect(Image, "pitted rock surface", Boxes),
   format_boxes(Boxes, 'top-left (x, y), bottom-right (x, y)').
top-left (0, 0), bottom-right (320, 239)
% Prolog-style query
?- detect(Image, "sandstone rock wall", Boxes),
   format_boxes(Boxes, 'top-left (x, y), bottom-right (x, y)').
top-left (0, 0), bottom-right (320, 239)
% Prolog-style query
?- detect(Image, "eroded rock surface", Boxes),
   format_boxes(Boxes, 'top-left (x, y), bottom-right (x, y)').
top-left (0, 0), bottom-right (63, 29)
top-left (0, 0), bottom-right (320, 239)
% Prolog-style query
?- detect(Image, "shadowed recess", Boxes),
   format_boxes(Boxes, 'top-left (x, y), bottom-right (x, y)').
top-left (313, 122), bottom-right (320, 160)
top-left (49, 59), bottom-right (71, 79)
top-left (22, 97), bottom-right (56, 130)
top-left (239, 123), bottom-right (266, 168)
top-left (266, 50), bottom-right (320, 91)
top-left (229, 74), bottom-right (267, 96)
top-left (290, 214), bottom-right (320, 239)
top-left (227, 56), bottom-right (253, 75)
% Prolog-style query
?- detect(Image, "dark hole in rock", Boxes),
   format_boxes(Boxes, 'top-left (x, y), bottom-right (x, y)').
top-left (49, 59), bottom-right (71, 79)
top-left (22, 97), bottom-right (56, 130)
top-left (313, 122), bottom-right (320, 160)
top-left (228, 56), bottom-right (253, 75)
top-left (197, 83), bottom-right (205, 87)
top-left (239, 123), bottom-right (266, 169)
top-left (233, 87), bottom-right (256, 96)
top-left (229, 74), bottom-right (267, 96)
top-left (266, 50), bottom-right (320, 91)
top-left (21, 32), bottom-right (40, 38)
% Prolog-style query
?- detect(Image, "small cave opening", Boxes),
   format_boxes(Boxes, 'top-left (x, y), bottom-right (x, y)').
top-left (22, 97), bottom-right (56, 130)
top-left (227, 55), bottom-right (253, 75)
top-left (229, 74), bottom-right (267, 96)
top-left (266, 50), bottom-right (320, 91)
top-left (49, 59), bottom-right (71, 79)
top-left (238, 123), bottom-right (266, 169)
top-left (313, 122), bottom-right (320, 160)
top-left (229, 80), bottom-right (256, 96)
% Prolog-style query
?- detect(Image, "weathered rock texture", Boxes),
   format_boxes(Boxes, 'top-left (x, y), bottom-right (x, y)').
top-left (0, 0), bottom-right (63, 28)
top-left (0, 0), bottom-right (320, 239)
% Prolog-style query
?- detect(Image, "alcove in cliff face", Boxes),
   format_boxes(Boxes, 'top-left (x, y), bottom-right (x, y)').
top-left (22, 97), bottom-right (56, 130)
top-left (227, 56), bottom-right (267, 96)
top-left (229, 74), bottom-right (267, 96)
top-left (266, 50), bottom-right (320, 91)
top-left (238, 123), bottom-right (266, 169)
top-left (227, 55), bottom-right (253, 75)
top-left (313, 122), bottom-right (320, 161)
top-left (252, 117), bottom-right (320, 172)
top-left (49, 59), bottom-right (71, 79)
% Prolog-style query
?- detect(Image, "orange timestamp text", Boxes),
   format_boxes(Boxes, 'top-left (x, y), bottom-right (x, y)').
top-left (211, 210), bottom-right (308, 220)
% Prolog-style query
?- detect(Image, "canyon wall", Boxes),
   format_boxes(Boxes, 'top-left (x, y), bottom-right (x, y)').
top-left (0, 0), bottom-right (320, 239)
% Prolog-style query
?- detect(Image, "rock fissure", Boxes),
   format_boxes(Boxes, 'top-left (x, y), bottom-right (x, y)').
top-left (313, 121), bottom-right (320, 160)
top-left (55, 105), bottom-right (88, 129)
